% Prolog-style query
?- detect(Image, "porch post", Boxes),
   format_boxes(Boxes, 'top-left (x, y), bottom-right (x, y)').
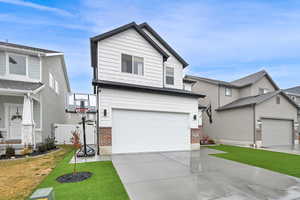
top-left (21, 94), bottom-right (35, 147)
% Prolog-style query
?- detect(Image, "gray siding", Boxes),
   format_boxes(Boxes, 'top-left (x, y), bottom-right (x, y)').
top-left (28, 55), bottom-right (40, 80)
top-left (0, 51), bottom-right (5, 75)
top-left (207, 107), bottom-right (254, 143)
top-left (255, 94), bottom-right (297, 122)
top-left (40, 56), bottom-right (69, 141)
top-left (250, 76), bottom-right (277, 96)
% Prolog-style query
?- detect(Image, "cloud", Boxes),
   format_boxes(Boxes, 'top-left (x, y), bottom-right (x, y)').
top-left (0, 13), bottom-right (88, 30)
top-left (0, 0), bottom-right (73, 17)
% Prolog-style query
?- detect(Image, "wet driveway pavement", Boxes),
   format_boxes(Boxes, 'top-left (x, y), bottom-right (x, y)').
top-left (112, 148), bottom-right (300, 200)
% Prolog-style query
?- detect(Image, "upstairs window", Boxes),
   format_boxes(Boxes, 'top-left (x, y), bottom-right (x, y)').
top-left (225, 87), bottom-right (232, 96)
top-left (121, 54), bottom-right (144, 75)
top-left (166, 67), bottom-right (174, 85)
top-left (259, 88), bottom-right (269, 95)
top-left (8, 54), bottom-right (27, 76)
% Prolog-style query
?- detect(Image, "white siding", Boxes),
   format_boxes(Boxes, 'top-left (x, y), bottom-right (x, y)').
top-left (97, 29), bottom-right (164, 87)
top-left (28, 55), bottom-right (40, 80)
top-left (142, 28), bottom-right (184, 90)
top-left (99, 88), bottom-right (199, 128)
top-left (0, 51), bottom-right (5, 75)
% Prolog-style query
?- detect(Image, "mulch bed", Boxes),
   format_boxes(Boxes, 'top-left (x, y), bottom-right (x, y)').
top-left (0, 147), bottom-right (59, 160)
top-left (56, 172), bottom-right (92, 183)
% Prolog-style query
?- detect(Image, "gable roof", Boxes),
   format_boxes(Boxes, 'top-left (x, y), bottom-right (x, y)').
top-left (284, 86), bottom-right (300, 96)
top-left (230, 70), bottom-right (279, 89)
top-left (90, 22), bottom-right (169, 68)
top-left (0, 41), bottom-right (60, 54)
top-left (186, 70), bottom-right (280, 90)
top-left (216, 90), bottom-right (298, 111)
top-left (139, 22), bottom-right (188, 68)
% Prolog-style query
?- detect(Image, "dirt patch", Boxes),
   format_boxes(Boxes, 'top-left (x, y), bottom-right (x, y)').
top-left (0, 145), bottom-right (73, 200)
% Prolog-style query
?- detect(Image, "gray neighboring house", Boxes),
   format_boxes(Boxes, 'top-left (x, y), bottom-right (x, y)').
top-left (186, 70), bottom-right (299, 147)
top-left (284, 86), bottom-right (300, 135)
top-left (0, 42), bottom-right (70, 148)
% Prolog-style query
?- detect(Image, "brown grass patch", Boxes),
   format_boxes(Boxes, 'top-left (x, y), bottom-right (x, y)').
top-left (0, 145), bottom-right (73, 200)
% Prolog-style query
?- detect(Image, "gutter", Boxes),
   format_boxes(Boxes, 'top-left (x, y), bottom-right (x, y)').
top-left (45, 53), bottom-right (64, 57)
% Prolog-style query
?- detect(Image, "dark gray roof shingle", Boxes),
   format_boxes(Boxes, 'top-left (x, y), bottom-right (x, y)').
top-left (284, 86), bottom-right (300, 95)
top-left (0, 79), bottom-right (43, 91)
top-left (216, 90), bottom-right (298, 111)
top-left (185, 75), bottom-right (235, 87)
top-left (230, 70), bottom-right (266, 87)
top-left (0, 41), bottom-right (59, 54)
top-left (93, 80), bottom-right (205, 98)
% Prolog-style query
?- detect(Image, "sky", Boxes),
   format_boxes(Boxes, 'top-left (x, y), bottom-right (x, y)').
top-left (1, 0), bottom-right (300, 93)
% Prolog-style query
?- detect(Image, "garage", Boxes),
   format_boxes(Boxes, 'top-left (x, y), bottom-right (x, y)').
top-left (261, 118), bottom-right (293, 147)
top-left (112, 109), bottom-right (190, 154)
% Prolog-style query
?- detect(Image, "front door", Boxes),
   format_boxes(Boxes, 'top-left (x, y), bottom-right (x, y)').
top-left (8, 104), bottom-right (23, 139)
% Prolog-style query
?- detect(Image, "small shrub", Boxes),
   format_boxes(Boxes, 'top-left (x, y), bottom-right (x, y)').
top-left (20, 146), bottom-right (33, 155)
top-left (5, 146), bottom-right (15, 158)
top-left (37, 143), bottom-right (47, 153)
top-left (45, 137), bottom-right (56, 150)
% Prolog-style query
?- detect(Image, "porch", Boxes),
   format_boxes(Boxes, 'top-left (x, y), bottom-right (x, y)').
top-left (0, 79), bottom-right (44, 148)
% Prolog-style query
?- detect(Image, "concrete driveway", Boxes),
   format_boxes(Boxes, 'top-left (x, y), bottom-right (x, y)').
top-left (112, 148), bottom-right (300, 200)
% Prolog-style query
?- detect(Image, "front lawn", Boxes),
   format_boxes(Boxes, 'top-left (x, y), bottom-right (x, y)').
top-left (0, 145), bottom-right (73, 200)
top-left (37, 150), bottom-right (129, 200)
top-left (209, 145), bottom-right (300, 178)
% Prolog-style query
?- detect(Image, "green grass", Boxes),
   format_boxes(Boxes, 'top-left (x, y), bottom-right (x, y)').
top-left (208, 145), bottom-right (300, 178)
top-left (37, 151), bottom-right (129, 200)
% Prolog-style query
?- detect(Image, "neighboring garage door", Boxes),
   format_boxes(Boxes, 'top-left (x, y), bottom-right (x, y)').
top-left (261, 119), bottom-right (293, 147)
top-left (112, 109), bottom-right (190, 154)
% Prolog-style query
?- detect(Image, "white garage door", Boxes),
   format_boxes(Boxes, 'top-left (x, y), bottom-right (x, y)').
top-left (112, 109), bottom-right (190, 154)
top-left (262, 119), bottom-right (292, 147)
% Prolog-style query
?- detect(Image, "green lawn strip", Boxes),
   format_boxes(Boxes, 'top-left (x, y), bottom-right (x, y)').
top-left (37, 151), bottom-right (129, 200)
top-left (208, 145), bottom-right (300, 178)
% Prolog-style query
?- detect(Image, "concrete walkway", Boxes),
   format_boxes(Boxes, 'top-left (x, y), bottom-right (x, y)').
top-left (112, 148), bottom-right (300, 200)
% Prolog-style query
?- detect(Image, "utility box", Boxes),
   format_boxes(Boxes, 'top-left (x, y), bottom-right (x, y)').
top-left (29, 187), bottom-right (55, 200)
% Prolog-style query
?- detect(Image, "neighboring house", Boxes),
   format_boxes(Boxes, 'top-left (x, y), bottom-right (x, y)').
top-left (90, 22), bottom-right (205, 155)
top-left (186, 70), bottom-right (299, 147)
top-left (0, 42), bottom-right (70, 148)
top-left (284, 86), bottom-right (300, 135)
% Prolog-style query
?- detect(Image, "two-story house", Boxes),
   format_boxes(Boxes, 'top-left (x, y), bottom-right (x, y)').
top-left (186, 70), bottom-right (299, 147)
top-left (90, 22), bottom-right (205, 155)
top-left (284, 86), bottom-right (300, 135)
top-left (0, 42), bottom-right (70, 148)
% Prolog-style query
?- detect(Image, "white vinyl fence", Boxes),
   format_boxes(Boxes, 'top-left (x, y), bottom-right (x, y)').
top-left (54, 124), bottom-right (96, 145)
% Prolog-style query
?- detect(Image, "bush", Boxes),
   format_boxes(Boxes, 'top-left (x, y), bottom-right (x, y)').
top-left (37, 143), bottom-right (47, 153)
top-left (45, 137), bottom-right (56, 150)
top-left (5, 146), bottom-right (15, 158)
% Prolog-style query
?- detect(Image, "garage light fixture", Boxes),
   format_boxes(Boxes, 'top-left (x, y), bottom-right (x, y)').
top-left (193, 114), bottom-right (197, 120)
top-left (103, 109), bottom-right (107, 117)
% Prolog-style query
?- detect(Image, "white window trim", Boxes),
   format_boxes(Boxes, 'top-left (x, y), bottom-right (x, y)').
top-left (165, 66), bottom-right (174, 85)
top-left (120, 53), bottom-right (144, 76)
top-left (0, 52), bottom-right (41, 83)
top-left (225, 87), bottom-right (232, 96)
top-left (6, 52), bottom-right (28, 78)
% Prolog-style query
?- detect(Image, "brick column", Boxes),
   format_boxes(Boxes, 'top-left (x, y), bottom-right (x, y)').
top-left (191, 126), bottom-right (203, 150)
top-left (99, 127), bottom-right (112, 155)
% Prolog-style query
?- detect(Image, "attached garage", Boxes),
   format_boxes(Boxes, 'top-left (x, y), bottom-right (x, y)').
top-left (112, 109), bottom-right (190, 154)
top-left (261, 118), bottom-right (293, 147)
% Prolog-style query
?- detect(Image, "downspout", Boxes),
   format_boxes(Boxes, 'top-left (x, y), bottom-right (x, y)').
top-left (96, 86), bottom-right (100, 155)
top-left (253, 104), bottom-right (256, 147)
top-left (218, 84), bottom-right (220, 108)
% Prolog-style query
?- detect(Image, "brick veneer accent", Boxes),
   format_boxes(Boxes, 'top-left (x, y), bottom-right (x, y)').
top-left (191, 126), bottom-right (203, 144)
top-left (99, 127), bottom-right (112, 146)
